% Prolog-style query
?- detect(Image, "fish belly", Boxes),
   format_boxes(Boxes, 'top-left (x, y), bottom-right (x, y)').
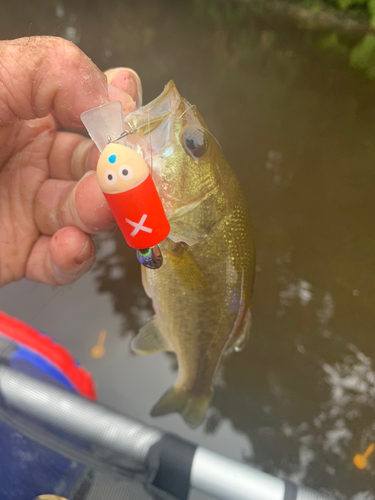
top-left (136, 193), bottom-right (254, 427)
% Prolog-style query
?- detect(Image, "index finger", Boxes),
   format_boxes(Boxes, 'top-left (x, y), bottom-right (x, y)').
top-left (0, 36), bottom-right (135, 130)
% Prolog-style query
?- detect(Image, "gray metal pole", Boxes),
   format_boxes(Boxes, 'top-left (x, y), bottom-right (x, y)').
top-left (191, 447), bottom-right (335, 500)
top-left (192, 447), bottom-right (284, 500)
top-left (0, 366), bottom-right (339, 500)
top-left (0, 365), bottom-right (161, 464)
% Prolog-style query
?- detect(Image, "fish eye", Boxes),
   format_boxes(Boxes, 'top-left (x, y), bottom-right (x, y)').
top-left (182, 129), bottom-right (207, 158)
top-left (104, 170), bottom-right (117, 185)
top-left (118, 165), bottom-right (134, 181)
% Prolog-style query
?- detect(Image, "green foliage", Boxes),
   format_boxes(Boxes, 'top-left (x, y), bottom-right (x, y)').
top-left (336, 0), bottom-right (366, 10)
top-left (318, 32), bottom-right (349, 55)
top-left (369, 0), bottom-right (375, 25)
top-left (349, 34), bottom-right (375, 77)
top-left (319, 31), bottom-right (375, 79)
top-left (328, 0), bottom-right (375, 24)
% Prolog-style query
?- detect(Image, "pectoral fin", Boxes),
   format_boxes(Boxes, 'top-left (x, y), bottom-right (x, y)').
top-left (131, 316), bottom-right (171, 355)
top-left (167, 244), bottom-right (211, 293)
top-left (168, 200), bottom-right (206, 246)
top-left (168, 192), bottom-right (221, 247)
top-left (151, 385), bottom-right (213, 428)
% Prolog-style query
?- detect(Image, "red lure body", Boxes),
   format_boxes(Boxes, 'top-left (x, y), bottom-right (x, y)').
top-left (103, 174), bottom-right (170, 249)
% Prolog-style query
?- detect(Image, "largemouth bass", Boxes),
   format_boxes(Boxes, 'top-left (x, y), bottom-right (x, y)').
top-left (126, 81), bottom-right (255, 427)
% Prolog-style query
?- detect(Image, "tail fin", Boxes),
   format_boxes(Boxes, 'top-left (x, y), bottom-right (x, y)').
top-left (150, 386), bottom-right (213, 428)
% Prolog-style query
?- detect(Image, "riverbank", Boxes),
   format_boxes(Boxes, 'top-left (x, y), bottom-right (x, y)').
top-left (233, 0), bottom-right (375, 78)
top-left (238, 0), bottom-right (373, 33)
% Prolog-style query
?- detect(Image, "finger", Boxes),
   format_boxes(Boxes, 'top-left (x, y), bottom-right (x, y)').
top-left (35, 171), bottom-right (115, 235)
top-left (47, 66), bottom-right (143, 180)
top-left (26, 227), bottom-right (95, 286)
top-left (48, 68), bottom-right (143, 180)
top-left (49, 132), bottom-right (99, 180)
top-left (0, 36), bottom-right (136, 132)
top-left (105, 68), bottom-right (143, 108)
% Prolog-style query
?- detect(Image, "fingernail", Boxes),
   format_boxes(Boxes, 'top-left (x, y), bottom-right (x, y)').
top-left (114, 69), bottom-right (143, 108)
top-left (75, 237), bottom-right (90, 265)
top-left (50, 237), bottom-right (94, 283)
top-left (80, 169), bottom-right (96, 180)
top-left (69, 171), bottom-right (96, 234)
top-left (74, 170), bottom-right (115, 234)
top-left (71, 138), bottom-right (93, 179)
top-left (107, 68), bottom-right (143, 108)
top-left (107, 84), bottom-right (136, 114)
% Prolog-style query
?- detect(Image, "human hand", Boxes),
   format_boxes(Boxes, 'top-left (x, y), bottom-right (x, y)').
top-left (0, 36), bottom-right (142, 287)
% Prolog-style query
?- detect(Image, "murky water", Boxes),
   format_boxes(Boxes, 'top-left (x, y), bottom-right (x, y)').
top-left (1, 0), bottom-right (375, 498)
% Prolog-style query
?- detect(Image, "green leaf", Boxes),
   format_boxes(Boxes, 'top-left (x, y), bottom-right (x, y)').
top-left (318, 32), bottom-right (349, 55)
top-left (337, 0), bottom-right (365, 8)
top-left (368, 0), bottom-right (375, 26)
top-left (349, 34), bottom-right (375, 70)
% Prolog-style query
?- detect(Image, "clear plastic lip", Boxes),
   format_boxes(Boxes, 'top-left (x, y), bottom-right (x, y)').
top-left (81, 100), bottom-right (126, 153)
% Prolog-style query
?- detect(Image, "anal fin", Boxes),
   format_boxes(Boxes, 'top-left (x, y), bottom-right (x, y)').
top-left (226, 309), bottom-right (251, 354)
top-left (131, 316), bottom-right (171, 355)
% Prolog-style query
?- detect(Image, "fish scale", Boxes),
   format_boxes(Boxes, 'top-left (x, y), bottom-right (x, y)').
top-left (128, 81), bottom-right (255, 427)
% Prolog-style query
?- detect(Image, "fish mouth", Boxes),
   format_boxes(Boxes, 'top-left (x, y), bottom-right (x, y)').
top-left (125, 80), bottom-right (182, 136)
top-left (123, 82), bottom-right (188, 202)
top-left (122, 80), bottom-right (183, 173)
top-left (125, 81), bottom-right (213, 208)
top-left (141, 80), bottom-right (181, 114)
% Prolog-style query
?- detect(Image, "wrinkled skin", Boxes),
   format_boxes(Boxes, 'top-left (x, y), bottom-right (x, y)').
top-left (0, 36), bottom-right (142, 287)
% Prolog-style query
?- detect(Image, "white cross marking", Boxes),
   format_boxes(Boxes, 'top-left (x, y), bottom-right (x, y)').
top-left (125, 214), bottom-right (153, 237)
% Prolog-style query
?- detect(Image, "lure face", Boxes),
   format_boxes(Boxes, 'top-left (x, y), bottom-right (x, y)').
top-left (97, 143), bottom-right (149, 194)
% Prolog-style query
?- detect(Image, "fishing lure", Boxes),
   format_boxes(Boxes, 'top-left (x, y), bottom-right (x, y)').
top-left (81, 101), bottom-right (170, 269)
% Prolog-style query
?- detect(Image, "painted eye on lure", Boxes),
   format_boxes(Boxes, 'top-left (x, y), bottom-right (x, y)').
top-left (105, 170), bottom-right (117, 185)
top-left (182, 128), bottom-right (207, 158)
top-left (118, 165), bottom-right (134, 181)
